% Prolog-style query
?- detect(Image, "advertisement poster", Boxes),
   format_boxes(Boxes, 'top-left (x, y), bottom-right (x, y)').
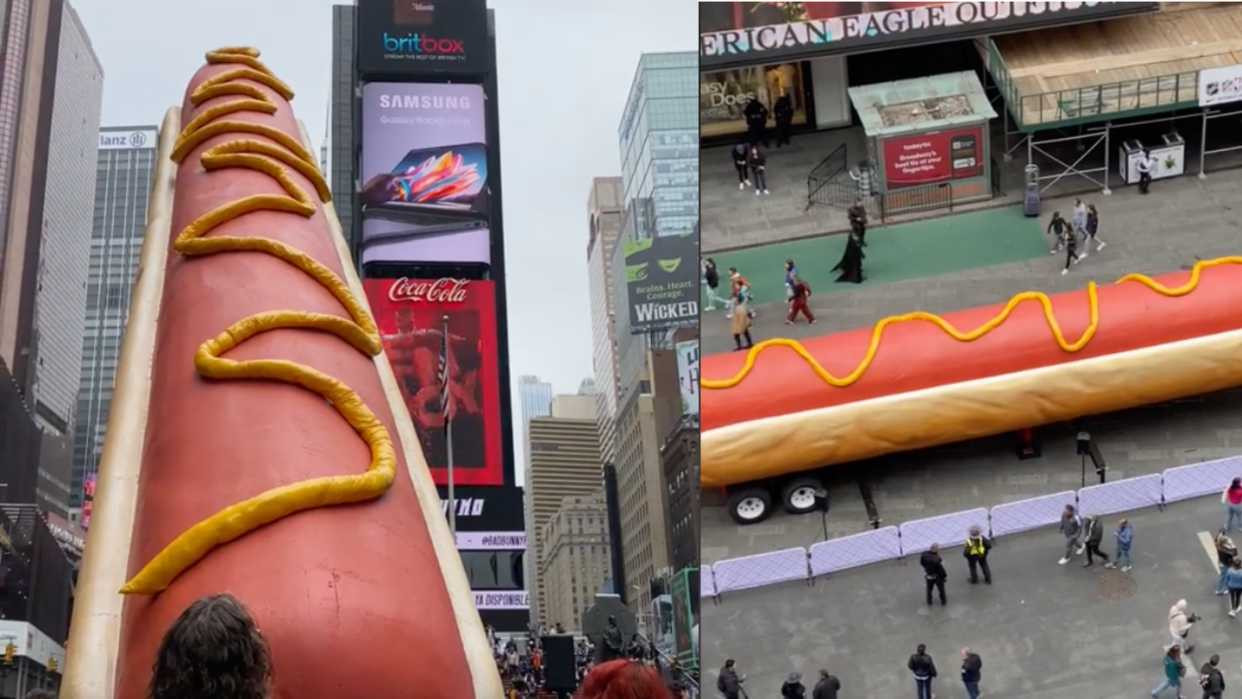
top-left (81, 472), bottom-right (97, 531)
top-left (675, 340), bottom-right (700, 416)
top-left (359, 82), bottom-right (491, 266)
top-left (363, 277), bottom-right (504, 486)
top-left (624, 232), bottom-right (700, 333)
top-left (1198, 64), bottom-right (1242, 107)
top-left (700, 63), bottom-right (807, 138)
top-left (882, 126), bottom-right (982, 187)
top-left (700, 2), bottom-right (1160, 66)
top-left (356, 0), bottom-right (490, 76)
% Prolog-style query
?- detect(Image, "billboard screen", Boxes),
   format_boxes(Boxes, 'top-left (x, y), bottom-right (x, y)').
top-left (439, 486), bottom-right (529, 630)
top-left (625, 233), bottom-right (699, 333)
top-left (363, 277), bottom-right (504, 486)
top-left (359, 82), bottom-right (491, 268)
top-left (356, 0), bottom-right (490, 76)
top-left (700, 2), bottom-right (1161, 68)
top-left (439, 486), bottom-right (524, 531)
top-left (882, 125), bottom-right (984, 187)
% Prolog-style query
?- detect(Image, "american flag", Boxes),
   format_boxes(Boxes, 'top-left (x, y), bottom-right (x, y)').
top-left (438, 322), bottom-right (451, 424)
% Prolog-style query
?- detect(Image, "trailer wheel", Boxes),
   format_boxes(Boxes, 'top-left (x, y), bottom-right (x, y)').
top-left (726, 487), bottom-right (772, 525)
top-left (781, 476), bottom-right (824, 515)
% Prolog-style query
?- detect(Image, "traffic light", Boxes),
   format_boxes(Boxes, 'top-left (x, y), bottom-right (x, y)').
top-left (47, 657), bottom-right (57, 674)
top-left (4, 643), bottom-right (14, 664)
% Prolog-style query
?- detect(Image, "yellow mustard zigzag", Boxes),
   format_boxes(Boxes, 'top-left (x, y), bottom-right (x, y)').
top-left (701, 256), bottom-right (1242, 392)
top-left (121, 47), bottom-right (397, 595)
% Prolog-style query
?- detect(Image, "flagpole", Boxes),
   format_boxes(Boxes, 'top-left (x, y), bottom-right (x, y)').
top-left (443, 314), bottom-right (456, 538)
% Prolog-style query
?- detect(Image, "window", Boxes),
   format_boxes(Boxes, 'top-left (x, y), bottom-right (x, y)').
top-left (106, 285), bottom-right (123, 309)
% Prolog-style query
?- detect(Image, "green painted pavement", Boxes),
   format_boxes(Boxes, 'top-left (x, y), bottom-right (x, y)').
top-left (701, 207), bottom-right (1050, 306)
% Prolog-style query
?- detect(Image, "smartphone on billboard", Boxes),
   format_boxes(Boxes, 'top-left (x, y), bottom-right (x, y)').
top-left (362, 262), bottom-right (502, 487)
top-left (361, 143), bottom-right (490, 237)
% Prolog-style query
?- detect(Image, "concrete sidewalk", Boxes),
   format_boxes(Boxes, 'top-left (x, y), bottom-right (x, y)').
top-left (703, 499), bottom-right (1239, 699)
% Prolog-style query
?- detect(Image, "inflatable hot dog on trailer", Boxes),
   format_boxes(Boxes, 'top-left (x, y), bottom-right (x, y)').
top-left (702, 258), bottom-right (1242, 524)
top-left (61, 48), bottom-right (501, 699)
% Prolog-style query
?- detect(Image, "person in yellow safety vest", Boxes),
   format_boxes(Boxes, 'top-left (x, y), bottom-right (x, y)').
top-left (963, 526), bottom-right (993, 585)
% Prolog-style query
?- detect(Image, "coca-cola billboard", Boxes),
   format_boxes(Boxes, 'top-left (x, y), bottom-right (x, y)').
top-left (363, 277), bottom-right (504, 487)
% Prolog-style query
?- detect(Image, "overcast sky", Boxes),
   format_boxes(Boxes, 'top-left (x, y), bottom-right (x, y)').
top-left (72, 0), bottom-right (695, 484)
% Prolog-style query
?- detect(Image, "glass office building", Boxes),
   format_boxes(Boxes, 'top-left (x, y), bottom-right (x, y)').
top-left (617, 52), bottom-right (699, 239)
top-left (71, 127), bottom-right (158, 509)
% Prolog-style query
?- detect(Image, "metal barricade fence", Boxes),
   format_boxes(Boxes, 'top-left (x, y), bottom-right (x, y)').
top-left (704, 456), bottom-right (1242, 601)
top-left (805, 144), bottom-right (850, 210)
top-left (879, 181), bottom-right (953, 221)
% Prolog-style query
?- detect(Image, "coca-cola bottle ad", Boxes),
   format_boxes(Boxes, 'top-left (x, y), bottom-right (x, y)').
top-left (362, 270), bottom-right (503, 487)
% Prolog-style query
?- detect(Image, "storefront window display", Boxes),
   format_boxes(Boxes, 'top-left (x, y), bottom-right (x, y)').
top-left (700, 62), bottom-right (808, 139)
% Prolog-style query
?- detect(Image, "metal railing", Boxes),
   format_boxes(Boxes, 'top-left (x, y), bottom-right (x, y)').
top-left (988, 39), bottom-right (1200, 131)
top-left (879, 181), bottom-right (953, 220)
top-left (805, 143), bottom-right (850, 210)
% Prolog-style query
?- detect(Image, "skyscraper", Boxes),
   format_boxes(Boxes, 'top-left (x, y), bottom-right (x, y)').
top-left (586, 177), bottom-right (624, 466)
top-left (518, 375), bottom-right (554, 428)
top-left (71, 127), bottom-right (159, 509)
top-left (329, 3), bottom-right (356, 246)
top-left (0, 0), bottom-right (101, 429)
top-left (540, 490), bottom-right (612, 631)
top-left (524, 394), bottom-right (601, 623)
top-left (35, 1), bottom-right (103, 437)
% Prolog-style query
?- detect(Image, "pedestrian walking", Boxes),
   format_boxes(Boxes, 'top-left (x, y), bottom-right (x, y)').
top-left (963, 526), bottom-right (992, 584)
top-left (812, 669), bottom-right (841, 699)
top-left (907, 644), bottom-right (938, 699)
top-left (848, 199), bottom-right (868, 247)
top-left (920, 544), bottom-right (948, 606)
top-left (1083, 513), bottom-right (1110, 567)
top-left (1105, 517), bottom-right (1133, 572)
top-left (717, 659), bottom-right (744, 699)
top-left (1058, 504), bottom-right (1083, 565)
top-left (1215, 532), bottom-right (1237, 596)
top-left (1061, 222), bottom-right (1082, 275)
top-left (702, 258), bottom-right (726, 311)
top-left (1138, 150), bottom-right (1154, 194)
top-left (1085, 203), bottom-right (1106, 251)
top-left (1225, 559), bottom-right (1242, 617)
top-left (743, 97), bottom-right (769, 148)
top-left (1151, 645), bottom-right (1184, 699)
top-left (729, 270), bottom-right (755, 352)
top-left (1200, 654), bottom-right (1225, 699)
top-left (1222, 478), bottom-right (1242, 532)
top-left (784, 259), bottom-right (799, 299)
top-left (1169, 599), bottom-right (1197, 653)
top-left (1072, 199), bottom-right (1090, 260)
top-left (960, 647), bottom-right (982, 699)
top-left (781, 671), bottom-right (806, 699)
top-left (786, 275), bottom-right (815, 325)
top-left (731, 144), bottom-right (751, 190)
top-left (748, 145), bottom-right (769, 196)
top-left (1047, 211), bottom-right (1071, 254)
top-left (773, 92), bottom-right (794, 148)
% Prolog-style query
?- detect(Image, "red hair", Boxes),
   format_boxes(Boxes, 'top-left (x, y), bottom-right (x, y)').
top-left (581, 660), bottom-right (674, 699)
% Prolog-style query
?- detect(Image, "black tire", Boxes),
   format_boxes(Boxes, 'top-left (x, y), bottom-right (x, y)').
top-left (780, 476), bottom-right (824, 515)
top-left (726, 487), bottom-right (772, 525)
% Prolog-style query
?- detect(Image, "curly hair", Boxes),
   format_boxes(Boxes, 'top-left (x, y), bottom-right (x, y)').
top-left (581, 659), bottom-right (673, 699)
top-left (149, 593), bottom-right (273, 699)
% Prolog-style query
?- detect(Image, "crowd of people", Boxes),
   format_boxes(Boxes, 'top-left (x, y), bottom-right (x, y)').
top-left (1045, 198), bottom-right (1107, 274)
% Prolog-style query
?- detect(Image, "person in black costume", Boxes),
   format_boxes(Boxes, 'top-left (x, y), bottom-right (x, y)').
top-left (743, 97), bottom-right (769, 147)
top-left (730, 143), bottom-right (750, 190)
top-left (832, 230), bottom-right (865, 284)
top-left (921, 544), bottom-right (948, 606)
top-left (847, 199), bottom-right (868, 247)
top-left (773, 93), bottom-right (794, 147)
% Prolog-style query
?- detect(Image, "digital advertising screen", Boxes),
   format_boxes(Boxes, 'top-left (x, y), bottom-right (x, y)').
top-left (359, 82), bottom-right (491, 268)
top-left (363, 276), bottom-right (504, 486)
top-left (440, 486), bottom-right (529, 629)
top-left (356, 0), bottom-right (490, 77)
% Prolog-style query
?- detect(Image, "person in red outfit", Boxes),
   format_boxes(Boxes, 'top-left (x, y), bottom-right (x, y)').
top-left (786, 275), bottom-right (815, 325)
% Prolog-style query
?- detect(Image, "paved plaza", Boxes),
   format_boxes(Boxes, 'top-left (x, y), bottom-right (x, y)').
top-left (703, 499), bottom-right (1242, 699)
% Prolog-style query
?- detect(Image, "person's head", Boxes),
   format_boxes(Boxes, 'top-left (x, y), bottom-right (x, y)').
top-left (787, 671), bottom-right (802, 684)
top-left (1232, 477), bottom-right (1241, 490)
top-left (1074, 198), bottom-right (1082, 206)
top-left (960, 647), bottom-right (971, 659)
top-left (928, 543), bottom-right (939, 554)
top-left (1233, 558), bottom-right (1241, 569)
top-left (785, 259), bottom-right (795, 270)
top-left (724, 659), bottom-right (735, 670)
top-left (1064, 504), bottom-right (1075, 516)
top-left (968, 526), bottom-right (980, 537)
top-left (149, 594), bottom-right (272, 699)
top-left (727, 267), bottom-right (738, 277)
top-left (1052, 211), bottom-right (1061, 219)
top-left (1088, 203), bottom-right (1097, 214)
top-left (1210, 654), bottom-right (1221, 667)
top-left (1174, 599), bottom-right (1188, 612)
top-left (582, 660), bottom-right (674, 699)
top-left (1118, 517), bottom-right (1128, 529)
top-left (916, 644), bottom-right (926, 654)
top-left (704, 258), bottom-right (715, 269)
top-left (819, 668), bottom-right (831, 679)
top-left (1168, 645), bottom-right (1181, 659)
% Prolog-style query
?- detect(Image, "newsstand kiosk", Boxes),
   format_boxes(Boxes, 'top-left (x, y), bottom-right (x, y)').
top-left (847, 71), bottom-right (998, 215)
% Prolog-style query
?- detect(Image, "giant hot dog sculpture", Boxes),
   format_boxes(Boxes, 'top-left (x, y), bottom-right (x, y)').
top-left (701, 258), bottom-right (1242, 489)
top-left (61, 48), bottom-right (501, 699)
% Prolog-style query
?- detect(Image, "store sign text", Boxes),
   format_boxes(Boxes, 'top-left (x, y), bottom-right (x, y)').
top-left (702, 2), bottom-right (1108, 57)
top-left (701, 81), bottom-right (755, 108)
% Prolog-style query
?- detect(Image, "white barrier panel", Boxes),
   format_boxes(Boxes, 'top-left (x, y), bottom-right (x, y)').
top-left (808, 526), bottom-right (901, 577)
top-left (701, 565), bottom-right (717, 598)
top-left (1077, 473), bottom-right (1163, 516)
top-left (990, 490), bottom-right (1078, 537)
top-left (1163, 458), bottom-right (1242, 504)
top-left (898, 508), bottom-right (989, 556)
top-left (712, 547), bottom-right (809, 594)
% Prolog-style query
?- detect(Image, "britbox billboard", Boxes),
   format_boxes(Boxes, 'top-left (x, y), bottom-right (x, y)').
top-left (357, 0), bottom-right (491, 76)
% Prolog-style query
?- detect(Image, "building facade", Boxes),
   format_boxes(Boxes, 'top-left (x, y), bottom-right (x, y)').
top-left (524, 395), bottom-right (601, 623)
top-left (586, 177), bottom-right (623, 466)
top-left (70, 127), bottom-right (158, 508)
top-left (661, 414), bottom-right (700, 572)
top-left (518, 375), bottom-right (554, 431)
top-left (33, 1), bottom-right (102, 438)
top-left (540, 490), bottom-right (612, 631)
top-left (617, 53), bottom-right (698, 239)
top-left (329, 3), bottom-right (356, 246)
